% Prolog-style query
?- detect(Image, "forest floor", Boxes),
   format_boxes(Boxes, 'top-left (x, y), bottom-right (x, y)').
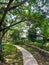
top-left (0, 44), bottom-right (23, 65)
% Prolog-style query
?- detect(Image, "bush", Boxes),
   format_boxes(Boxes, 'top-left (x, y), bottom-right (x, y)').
top-left (15, 40), bottom-right (24, 45)
top-left (34, 42), bottom-right (43, 47)
top-left (43, 46), bottom-right (49, 51)
top-left (25, 40), bottom-right (31, 44)
top-left (3, 44), bottom-right (17, 55)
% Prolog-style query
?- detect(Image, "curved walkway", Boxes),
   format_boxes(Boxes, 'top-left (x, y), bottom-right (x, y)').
top-left (14, 45), bottom-right (38, 65)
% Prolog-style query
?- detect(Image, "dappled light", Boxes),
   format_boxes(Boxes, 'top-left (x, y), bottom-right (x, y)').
top-left (0, 0), bottom-right (49, 65)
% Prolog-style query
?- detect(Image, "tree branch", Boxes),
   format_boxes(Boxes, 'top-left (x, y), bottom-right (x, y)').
top-left (9, 0), bottom-right (27, 11)
top-left (1, 29), bottom-right (8, 39)
top-left (0, 2), bottom-right (8, 4)
top-left (0, 19), bottom-right (27, 31)
top-left (0, 0), bottom-right (13, 27)
top-left (0, 0), bottom-right (27, 11)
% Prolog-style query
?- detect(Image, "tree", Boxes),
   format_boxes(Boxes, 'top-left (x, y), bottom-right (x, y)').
top-left (10, 29), bottom-right (20, 44)
top-left (28, 16), bottom-right (49, 43)
top-left (0, 0), bottom-right (27, 62)
top-left (28, 26), bottom-right (36, 42)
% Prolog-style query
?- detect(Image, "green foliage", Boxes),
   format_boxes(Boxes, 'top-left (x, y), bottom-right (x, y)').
top-left (4, 44), bottom-right (17, 55)
top-left (10, 29), bottom-right (20, 44)
top-left (28, 28), bottom-right (36, 42)
top-left (28, 0), bottom-right (36, 4)
top-left (15, 40), bottom-right (24, 45)
top-left (28, 41), bottom-right (49, 51)
top-left (33, 42), bottom-right (44, 48)
top-left (25, 40), bottom-right (31, 44)
top-left (43, 46), bottom-right (49, 51)
top-left (3, 44), bottom-right (23, 64)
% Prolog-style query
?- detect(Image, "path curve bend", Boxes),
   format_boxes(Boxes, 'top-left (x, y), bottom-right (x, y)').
top-left (14, 45), bottom-right (38, 65)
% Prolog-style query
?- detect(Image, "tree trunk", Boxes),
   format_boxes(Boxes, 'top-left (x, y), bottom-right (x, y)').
top-left (0, 31), bottom-right (4, 62)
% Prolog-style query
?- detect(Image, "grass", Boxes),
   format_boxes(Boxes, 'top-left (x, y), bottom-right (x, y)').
top-left (43, 42), bottom-right (49, 51)
top-left (45, 42), bottom-right (49, 47)
top-left (33, 42), bottom-right (49, 51)
top-left (2, 44), bottom-right (23, 65)
top-left (26, 41), bottom-right (49, 51)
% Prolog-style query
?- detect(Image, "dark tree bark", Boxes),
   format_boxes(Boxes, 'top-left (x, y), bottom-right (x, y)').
top-left (0, 18), bottom-right (27, 31)
top-left (0, 0), bottom-right (13, 27)
top-left (0, 31), bottom-right (4, 62)
top-left (0, 0), bottom-right (27, 11)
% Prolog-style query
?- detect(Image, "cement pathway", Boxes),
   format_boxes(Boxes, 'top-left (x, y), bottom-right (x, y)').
top-left (14, 45), bottom-right (38, 65)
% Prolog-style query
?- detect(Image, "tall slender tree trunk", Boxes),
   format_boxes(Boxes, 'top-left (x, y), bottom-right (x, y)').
top-left (0, 27), bottom-right (4, 62)
top-left (0, 32), bottom-right (4, 61)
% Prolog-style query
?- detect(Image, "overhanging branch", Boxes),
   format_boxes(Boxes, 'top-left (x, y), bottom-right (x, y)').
top-left (0, 0), bottom-right (27, 11)
top-left (9, 0), bottom-right (27, 11)
top-left (0, 19), bottom-right (27, 31)
top-left (0, 2), bottom-right (8, 4)
top-left (0, 0), bottom-right (13, 27)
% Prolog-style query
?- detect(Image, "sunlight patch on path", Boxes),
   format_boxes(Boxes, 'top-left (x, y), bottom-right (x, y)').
top-left (14, 45), bottom-right (38, 65)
